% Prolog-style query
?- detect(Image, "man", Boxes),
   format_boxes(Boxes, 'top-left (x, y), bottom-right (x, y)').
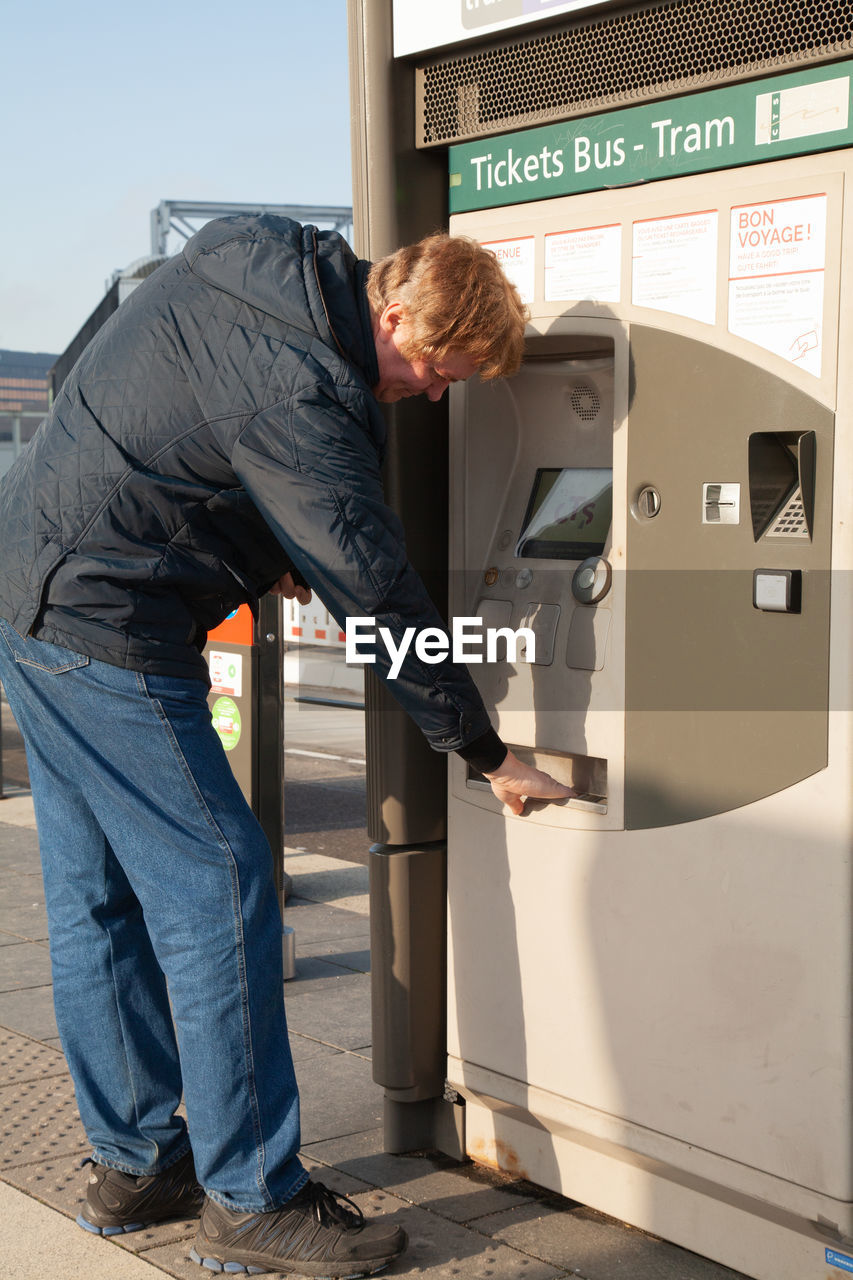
top-left (0, 216), bottom-right (571, 1277)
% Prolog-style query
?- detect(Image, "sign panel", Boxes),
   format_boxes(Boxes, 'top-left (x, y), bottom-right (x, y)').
top-left (483, 235), bottom-right (536, 302)
top-left (207, 604), bottom-right (254, 647)
top-left (632, 210), bottom-right (718, 325)
top-left (544, 224), bottom-right (621, 302)
top-left (449, 60), bottom-right (853, 213)
top-left (209, 650), bottom-right (244, 698)
top-left (728, 193), bottom-right (827, 376)
top-left (393, 0), bottom-right (621, 57)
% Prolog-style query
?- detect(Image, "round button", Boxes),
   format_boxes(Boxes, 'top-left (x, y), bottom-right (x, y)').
top-left (497, 529), bottom-right (514, 550)
top-left (515, 568), bottom-right (534, 589)
top-left (484, 567), bottom-right (499, 586)
top-left (571, 556), bottom-right (612, 605)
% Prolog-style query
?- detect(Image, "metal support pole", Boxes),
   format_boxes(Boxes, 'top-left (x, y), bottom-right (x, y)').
top-left (369, 842), bottom-right (465, 1158)
top-left (348, 0), bottom-right (462, 1156)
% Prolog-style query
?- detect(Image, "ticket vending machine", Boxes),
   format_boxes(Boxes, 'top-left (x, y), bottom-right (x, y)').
top-left (445, 142), bottom-right (853, 1279)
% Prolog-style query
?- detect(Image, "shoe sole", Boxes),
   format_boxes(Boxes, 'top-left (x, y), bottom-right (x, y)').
top-left (188, 1246), bottom-right (396, 1277)
top-left (77, 1213), bottom-right (147, 1236)
top-left (77, 1201), bottom-right (203, 1236)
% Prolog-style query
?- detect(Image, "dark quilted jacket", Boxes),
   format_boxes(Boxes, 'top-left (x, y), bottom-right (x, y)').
top-left (0, 216), bottom-right (492, 753)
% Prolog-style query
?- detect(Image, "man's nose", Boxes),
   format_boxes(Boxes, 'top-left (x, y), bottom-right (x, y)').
top-left (426, 379), bottom-right (449, 402)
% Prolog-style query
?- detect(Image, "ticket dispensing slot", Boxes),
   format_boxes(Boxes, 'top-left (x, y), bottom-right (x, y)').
top-left (748, 430), bottom-right (816, 541)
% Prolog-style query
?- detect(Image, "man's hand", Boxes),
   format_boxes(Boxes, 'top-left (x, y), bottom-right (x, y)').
top-left (483, 748), bottom-right (576, 816)
top-left (269, 571), bottom-right (312, 606)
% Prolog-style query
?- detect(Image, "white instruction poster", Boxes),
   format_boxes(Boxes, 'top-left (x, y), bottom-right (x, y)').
top-left (728, 193), bottom-right (827, 377)
top-left (482, 236), bottom-right (536, 304)
top-left (632, 210), bottom-right (718, 324)
top-left (208, 650), bottom-right (243, 698)
top-left (545, 224), bottom-right (622, 303)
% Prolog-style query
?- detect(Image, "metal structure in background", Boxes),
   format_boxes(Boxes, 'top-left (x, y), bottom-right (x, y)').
top-left (150, 200), bottom-right (354, 257)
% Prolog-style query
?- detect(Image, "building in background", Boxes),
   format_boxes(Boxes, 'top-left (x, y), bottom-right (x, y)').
top-left (0, 349), bottom-right (57, 479)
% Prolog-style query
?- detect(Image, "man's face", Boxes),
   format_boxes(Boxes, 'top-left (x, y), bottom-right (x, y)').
top-left (373, 302), bottom-right (479, 403)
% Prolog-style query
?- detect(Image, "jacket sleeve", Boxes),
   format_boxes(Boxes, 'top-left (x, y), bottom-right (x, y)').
top-left (231, 382), bottom-right (494, 753)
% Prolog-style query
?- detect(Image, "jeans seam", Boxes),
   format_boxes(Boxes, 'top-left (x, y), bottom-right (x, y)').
top-left (102, 850), bottom-right (148, 1167)
top-left (134, 671), bottom-right (271, 1207)
top-left (0, 619), bottom-right (89, 672)
top-left (89, 1138), bottom-right (192, 1178)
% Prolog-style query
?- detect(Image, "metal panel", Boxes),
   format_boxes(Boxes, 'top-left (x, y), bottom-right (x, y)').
top-left (417, 0), bottom-right (853, 147)
top-left (624, 326), bottom-right (833, 828)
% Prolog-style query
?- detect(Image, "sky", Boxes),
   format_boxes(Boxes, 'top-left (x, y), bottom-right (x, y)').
top-left (1, 0), bottom-right (352, 356)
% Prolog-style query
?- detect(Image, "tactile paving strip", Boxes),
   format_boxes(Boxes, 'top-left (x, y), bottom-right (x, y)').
top-left (0, 1072), bottom-right (88, 1169)
top-left (0, 1027), bottom-right (67, 1087)
top-left (1, 1153), bottom-right (201, 1252)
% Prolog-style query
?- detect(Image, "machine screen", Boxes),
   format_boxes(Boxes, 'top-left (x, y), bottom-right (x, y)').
top-left (516, 468), bottom-right (612, 560)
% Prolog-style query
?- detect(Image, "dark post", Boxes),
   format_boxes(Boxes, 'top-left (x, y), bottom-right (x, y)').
top-left (348, 0), bottom-right (464, 1157)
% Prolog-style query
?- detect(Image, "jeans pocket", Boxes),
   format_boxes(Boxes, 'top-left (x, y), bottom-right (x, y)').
top-left (0, 620), bottom-right (90, 673)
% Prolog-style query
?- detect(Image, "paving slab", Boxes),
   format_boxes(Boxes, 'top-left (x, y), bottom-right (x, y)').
top-left (0, 1027), bottom-right (66, 1086)
top-left (0, 1181), bottom-right (171, 1279)
top-left (302, 1125), bottom-right (387, 1165)
top-left (0, 818), bottom-right (40, 865)
top-left (284, 850), bottom-right (370, 913)
top-left (316, 1147), bottom-right (543, 1225)
top-left (0, 797), bottom-right (38, 830)
top-left (477, 1199), bottom-right (747, 1280)
top-left (0, 938), bottom-right (52, 991)
top-left (1, 1151), bottom-right (200, 1253)
top-left (288, 1030), bottom-right (345, 1063)
top-left (0, 1072), bottom-right (88, 1170)
top-left (0, 873), bottom-right (48, 940)
top-left (313, 939), bottom-right (371, 971)
top-left (295, 1047), bottom-right (383, 1144)
top-left (284, 968), bottom-right (372, 1050)
top-left (0, 980), bottom-right (58, 1039)
top-left (348, 1186), bottom-right (566, 1279)
top-left (288, 952), bottom-right (371, 993)
top-left (284, 896), bottom-right (372, 946)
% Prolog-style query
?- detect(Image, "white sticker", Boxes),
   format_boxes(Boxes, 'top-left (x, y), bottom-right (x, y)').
top-left (632, 210), bottom-right (718, 324)
top-left (728, 194), bottom-right (827, 376)
top-left (482, 236), bottom-right (536, 304)
top-left (755, 77), bottom-right (850, 146)
top-left (545, 224), bottom-right (622, 302)
top-left (208, 650), bottom-right (243, 698)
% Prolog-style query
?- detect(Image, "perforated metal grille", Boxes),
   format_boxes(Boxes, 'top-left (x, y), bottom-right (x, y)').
top-left (417, 0), bottom-right (853, 147)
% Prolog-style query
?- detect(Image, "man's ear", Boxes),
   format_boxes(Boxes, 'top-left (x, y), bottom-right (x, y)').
top-left (378, 300), bottom-right (406, 335)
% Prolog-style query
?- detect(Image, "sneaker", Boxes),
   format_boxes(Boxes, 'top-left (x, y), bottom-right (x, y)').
top-left (189, 1178), bottom-right (407, 1277)
top-left (77, 1148), bottom-right (204, 1235)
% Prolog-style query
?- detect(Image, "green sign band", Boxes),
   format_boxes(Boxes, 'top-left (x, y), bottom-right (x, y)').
top-left (449, 59), bottom-right (853, 213)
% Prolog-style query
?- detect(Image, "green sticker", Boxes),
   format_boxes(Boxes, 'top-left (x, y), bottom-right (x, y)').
top-left (211, 696), bottom-right (242, 751)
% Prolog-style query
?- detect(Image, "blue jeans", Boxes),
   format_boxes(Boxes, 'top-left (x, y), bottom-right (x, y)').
top-left (0, 621), bottom-right (307, 1211)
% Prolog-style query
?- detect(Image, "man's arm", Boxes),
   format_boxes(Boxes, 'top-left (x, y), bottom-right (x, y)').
top-left (235, 392), bottom-right (571, 811)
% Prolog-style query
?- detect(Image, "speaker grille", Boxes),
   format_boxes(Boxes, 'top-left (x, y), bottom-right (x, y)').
top-left (417, 0), bottom-right (853, 147)
top-left (570, 383), bottom-right (602, 421)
